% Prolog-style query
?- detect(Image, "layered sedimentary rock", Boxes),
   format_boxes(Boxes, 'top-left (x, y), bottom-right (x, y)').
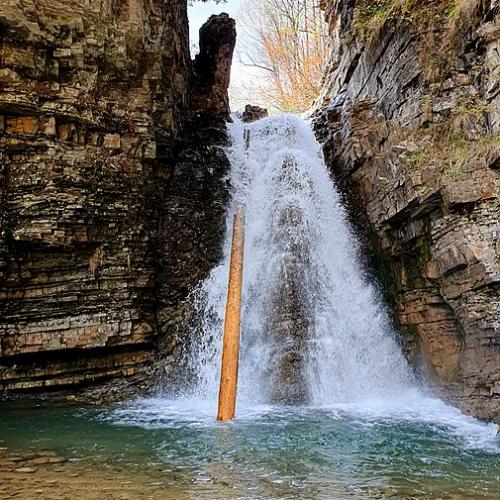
top-left (0, 1), bottom-right (235, 393)
top-left (314, 0), bottom-right (500, 419)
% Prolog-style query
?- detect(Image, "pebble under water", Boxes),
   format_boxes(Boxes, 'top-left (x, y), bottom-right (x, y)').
top-left (1, 395), bottom-right (500, 499)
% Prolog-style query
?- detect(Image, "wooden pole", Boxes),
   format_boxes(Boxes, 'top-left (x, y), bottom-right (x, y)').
top-left (217, 206), bottom-right (245, 421)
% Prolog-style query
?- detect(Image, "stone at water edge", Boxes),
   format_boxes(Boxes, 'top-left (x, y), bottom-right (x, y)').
top-left (15, 467), bottom-right (37, 473)
top-left (28, 457), bottom-right (51, 465)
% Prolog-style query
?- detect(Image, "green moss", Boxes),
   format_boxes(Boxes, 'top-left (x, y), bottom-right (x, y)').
top-left (353, 1), bottom-right (392, 41)
top-left (443, 165), bottom-right (463, 182)
top-left (353, 0), bottom-right (484, 80)
top-left (456, 101), bottom-right (495, 120)
top-left (354, 0), bottom-right (456, 42)
top-left (403, 149), bottom-right (430, 170)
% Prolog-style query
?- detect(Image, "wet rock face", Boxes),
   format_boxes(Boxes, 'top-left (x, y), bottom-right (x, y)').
top-left (266, 160), bottom-right (316, 405)
top-left (267, 258), bottom-right (313, 405)
top-left (0, 1), bottom-right (233, 393)
top-left (314, 1), bottom-right (500, 419)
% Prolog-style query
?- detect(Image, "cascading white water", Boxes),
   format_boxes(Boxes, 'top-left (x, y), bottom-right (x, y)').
top-left (186, 114), bottom-right (415, 405)
top-left (104, 114), bottom-right (498, 484)
top-left (77, 116), bottom-right (499, 500)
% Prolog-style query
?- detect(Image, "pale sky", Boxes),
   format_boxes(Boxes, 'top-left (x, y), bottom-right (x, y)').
top-left (188, 0), bottom-right (268, 111)
top-left (188, 0), bottom-right (243, 45)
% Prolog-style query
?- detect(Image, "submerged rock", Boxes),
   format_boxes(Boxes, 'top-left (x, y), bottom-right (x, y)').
top-left (15, 467), bottom-right (37, 473)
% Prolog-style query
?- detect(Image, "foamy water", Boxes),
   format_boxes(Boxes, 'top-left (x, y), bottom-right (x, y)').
top-left (110, 115), bottom-right (498, 457)
top-left (186, 115), bottom-right (413, 405)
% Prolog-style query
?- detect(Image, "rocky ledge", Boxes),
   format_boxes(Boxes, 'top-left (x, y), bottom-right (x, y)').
top-left (314, 0), bottom-right (500, 419)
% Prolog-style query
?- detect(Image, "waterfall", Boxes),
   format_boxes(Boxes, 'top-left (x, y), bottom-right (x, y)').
top-left (99, 114), bottom-right (498, 497)
top-left (185, 115), bottom-right (415, 406)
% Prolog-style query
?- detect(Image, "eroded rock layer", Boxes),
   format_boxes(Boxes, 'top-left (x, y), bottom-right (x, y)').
top-left (0, 1), bottom-right (234, 393)
top-left (314, 0), bottom-right (500, 419)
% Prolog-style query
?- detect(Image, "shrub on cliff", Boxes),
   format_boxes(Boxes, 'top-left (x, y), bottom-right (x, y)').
top-left (354, 0), bottom-right (492, 81)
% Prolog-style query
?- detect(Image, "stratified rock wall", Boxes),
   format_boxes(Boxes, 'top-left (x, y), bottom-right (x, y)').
top-left (0, 1), bottom-right (234, 393)
top-left (314, 0), bottom-right (500, 419)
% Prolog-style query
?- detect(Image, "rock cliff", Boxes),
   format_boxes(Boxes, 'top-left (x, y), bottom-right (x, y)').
top-left (2, 0), bottom-right (498, 421)
top-left (0, 1), bottom-right (235, 395)
top-left (314, 0), bottom-right (500, 419)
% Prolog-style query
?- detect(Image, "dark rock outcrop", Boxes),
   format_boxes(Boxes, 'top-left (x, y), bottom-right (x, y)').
top-left (0, 1), bottom-right (235, 395)
top-left (241, 105), bottom-right (269, 123)
top-left (314, 0), bottom-right (500, 419)
top-left (192, 13), bottom-right (237, 122)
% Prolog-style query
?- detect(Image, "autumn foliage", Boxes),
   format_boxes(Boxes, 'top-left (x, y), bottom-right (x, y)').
top-left (239, 0), bottom-right (329, 113)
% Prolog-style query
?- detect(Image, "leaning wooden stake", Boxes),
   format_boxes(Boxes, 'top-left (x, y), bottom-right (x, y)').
top-left (217, 206), bottom-right (245, 421)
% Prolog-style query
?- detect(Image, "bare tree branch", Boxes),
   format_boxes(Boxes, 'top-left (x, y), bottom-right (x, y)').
top-left (236, 0), bottom-right (330, 113)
